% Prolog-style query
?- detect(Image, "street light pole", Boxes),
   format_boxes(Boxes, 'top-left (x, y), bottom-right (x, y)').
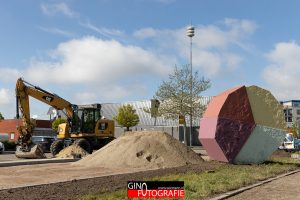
top-left (187, 25), bottom-right (194, 147)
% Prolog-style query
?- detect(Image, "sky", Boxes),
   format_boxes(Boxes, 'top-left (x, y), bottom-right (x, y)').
top-left (1, 0), bottom-right (300, 119)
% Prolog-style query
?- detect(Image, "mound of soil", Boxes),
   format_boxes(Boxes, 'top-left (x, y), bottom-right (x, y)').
top-left (56, 144), bottom-right (89, 158)
top-left (74, 131), bottom-right (203, 169)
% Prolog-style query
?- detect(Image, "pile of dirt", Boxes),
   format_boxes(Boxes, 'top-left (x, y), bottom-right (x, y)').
top-left (56, 144), bottom-right (89, 158)
top-left (74, 131), bottom-right (203, 169)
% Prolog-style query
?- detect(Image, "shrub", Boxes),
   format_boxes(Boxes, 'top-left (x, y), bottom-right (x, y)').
top-left (1, 140), bottom-right (16, 150)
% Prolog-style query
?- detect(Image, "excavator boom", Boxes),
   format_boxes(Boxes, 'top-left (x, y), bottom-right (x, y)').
top-left (15, 78), bottom-right (73, 159)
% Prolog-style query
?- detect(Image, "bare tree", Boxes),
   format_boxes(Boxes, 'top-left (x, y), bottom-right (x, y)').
top-left (155, 64), bottom-right (210, 143)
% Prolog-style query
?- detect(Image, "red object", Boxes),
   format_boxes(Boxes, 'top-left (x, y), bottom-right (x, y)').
top-left (128, 189), bottom-right (184, 198)
top-left (0, 119), bottom-right (51, 141)
top-left (199, 86), bottom-right (255, 163)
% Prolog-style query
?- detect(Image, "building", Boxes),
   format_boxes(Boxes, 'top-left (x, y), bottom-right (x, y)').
top-left (101, 97), bottom-right (213, 146)
top-left (281, 100), bottom-right (300, 127)
top-left (0, 119), bottom-right (55, 142)
top-left (0, 96), bottom-right (212, 145)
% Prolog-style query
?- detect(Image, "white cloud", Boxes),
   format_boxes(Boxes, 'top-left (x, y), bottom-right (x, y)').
top-left (24, 36), bottom-right (173, 85)
top-left (0, 88), bottom-right (15, 118)
top-left (74, 92), bottom-right (97, 104)
top-left (134, 28), bottom-right (158, 39)
top-left (41, 3), bottom-right (76, 18)
top-left (80, 21), bottom-right (124, 38)
top-left (38, 26), bottom-right (75, 37)
top-left (0, 68), bottom-right (20, 82)
top-left (263, 41), bottom-right (300, 100)
top-left (0, 88), bottom-right (13, 105)
top-left (133, 18), bottom-right (256, 77)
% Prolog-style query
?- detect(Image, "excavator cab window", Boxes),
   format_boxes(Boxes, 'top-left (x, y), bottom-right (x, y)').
top-left (77, 108), bottom-right (100, 133)
top-left (99, 122), bottom-right (108, 130)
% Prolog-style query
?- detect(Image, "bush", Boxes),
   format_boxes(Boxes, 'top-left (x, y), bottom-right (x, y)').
top-left (52, 118), bottom-right (67, 132)
top-left (1, 140), bottom-right (16, 150)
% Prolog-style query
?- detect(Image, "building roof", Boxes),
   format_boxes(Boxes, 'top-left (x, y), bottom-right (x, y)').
top-left (101, 97), bottom-right (213, 127)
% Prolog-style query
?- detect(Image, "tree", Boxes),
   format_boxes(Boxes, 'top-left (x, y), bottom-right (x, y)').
top-left (113, 104), bottom-right (139, 131)
top-left (0, 112), bottom-right (4, 120)
top-left (291, 122), bottom-right (300, 138)
top-left (52, 118), bottom-right (67, 132)
top-left (155, 64), bottom-right (211, 143)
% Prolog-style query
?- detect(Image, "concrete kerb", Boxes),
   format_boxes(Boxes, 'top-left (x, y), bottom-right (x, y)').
top-left (0, 158), bottom-right (80, 167)
top-left (209, 169), bottom-right (300, 200)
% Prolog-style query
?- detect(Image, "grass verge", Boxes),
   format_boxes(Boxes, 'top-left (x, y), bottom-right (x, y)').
top-left (78, 157), bottom-right (300, 200)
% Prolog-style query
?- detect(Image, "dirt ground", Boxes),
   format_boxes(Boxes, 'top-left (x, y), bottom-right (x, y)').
top-left (0, 149), bottom-right (291, 200)
top-left (0, 162), bottom-right (221, 200)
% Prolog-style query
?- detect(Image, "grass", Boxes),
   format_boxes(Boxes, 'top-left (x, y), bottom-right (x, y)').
top-left (78, 157), bottom-right (300, 200)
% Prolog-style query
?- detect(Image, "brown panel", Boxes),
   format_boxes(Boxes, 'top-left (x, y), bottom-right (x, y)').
top-left (203, 86), bottom-right (244, 118)
top-left (219, 86), bottom-right (255, 124)
top-left (215, 118), bottom-right (255, 162)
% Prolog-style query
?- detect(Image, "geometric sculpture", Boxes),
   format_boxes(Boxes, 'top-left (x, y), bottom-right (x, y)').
top-left (199, 85), bottom-right (286, 164)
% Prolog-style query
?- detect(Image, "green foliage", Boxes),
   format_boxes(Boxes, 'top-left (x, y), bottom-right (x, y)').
top-left (1, 140), bottom-right (16, 150)
top-left (0, 112), bottom-right (4, 120)
top-left (113, 104), bottom-right (139, 131)
top-left (52, 118), bottom-right (67, 132)
top-left (155, 64), bottom-right (210, 120)
top-left (292, 122), bottom-right (300, 138)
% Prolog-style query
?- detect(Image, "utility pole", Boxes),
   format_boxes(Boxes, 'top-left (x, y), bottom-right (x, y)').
top-left (186, 24), bottom-right (195, 146)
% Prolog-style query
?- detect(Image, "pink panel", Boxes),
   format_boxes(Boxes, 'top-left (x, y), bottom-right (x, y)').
top-left (203, 95), bottom-right (227, 118)
top-left (199, 117), bottom-right (218, 138)
top-left (200, 138), bottom-right (228, 162)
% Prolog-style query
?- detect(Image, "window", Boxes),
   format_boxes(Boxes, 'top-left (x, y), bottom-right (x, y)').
top-left (99, 122), bottom-right (108, 130)
top-left (10, 132), bottom-right (15, 140)
top-left (297, 109), bottom-right (300, 115)
top-left (294, 103), bottom-right (300, 107)
top-left (0, 133), bottom-right (9, 141)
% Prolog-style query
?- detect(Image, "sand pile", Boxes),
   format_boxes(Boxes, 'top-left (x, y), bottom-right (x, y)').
top-left (73, 131), bottom-right (203, 169)
top-left (56, 144), bottom-right (89, 158)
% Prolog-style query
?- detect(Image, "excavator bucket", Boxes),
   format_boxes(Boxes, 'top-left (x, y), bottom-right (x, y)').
top-left (15, 144), bottom-right (46, 159)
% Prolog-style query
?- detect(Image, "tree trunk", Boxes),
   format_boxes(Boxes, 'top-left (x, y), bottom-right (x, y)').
top-left (183, 122), bottom-right (187, 144)
top-left (126, 127), bottom-right (130, 131)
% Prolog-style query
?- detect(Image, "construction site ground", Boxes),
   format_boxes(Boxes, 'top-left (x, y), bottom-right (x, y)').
top-left (0, 148), bottom-right (292, 200)
top-left (0, 161), bottom-right (220, 200)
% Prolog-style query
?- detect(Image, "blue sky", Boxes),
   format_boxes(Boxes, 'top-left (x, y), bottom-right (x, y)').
top-left (1, 0), bottom-right (300, 118)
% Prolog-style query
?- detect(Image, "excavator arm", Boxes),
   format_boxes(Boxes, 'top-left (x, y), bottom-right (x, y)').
top-left (15, 78), bottom-right (74, 158)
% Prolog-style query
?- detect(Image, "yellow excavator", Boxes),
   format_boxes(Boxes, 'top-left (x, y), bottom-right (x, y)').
top-left (15, 78), bottom-right (115, 159)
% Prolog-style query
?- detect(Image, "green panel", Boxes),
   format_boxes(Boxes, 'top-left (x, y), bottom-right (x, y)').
top-left (246, 86), bottom-right (286, 130)
top-left (233, 125), bottom-right (285, 164)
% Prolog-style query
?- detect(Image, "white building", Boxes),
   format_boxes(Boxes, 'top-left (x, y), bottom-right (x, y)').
top-left (281, 100), bottom-right (300, 127)
top-left (101, 97), bottom-right (213, 146)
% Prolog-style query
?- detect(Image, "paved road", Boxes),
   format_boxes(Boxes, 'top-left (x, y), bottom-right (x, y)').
top-left (227, 172), bottom-right (300, 200)
top-left (0, 151), bottom-right (52, 162)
